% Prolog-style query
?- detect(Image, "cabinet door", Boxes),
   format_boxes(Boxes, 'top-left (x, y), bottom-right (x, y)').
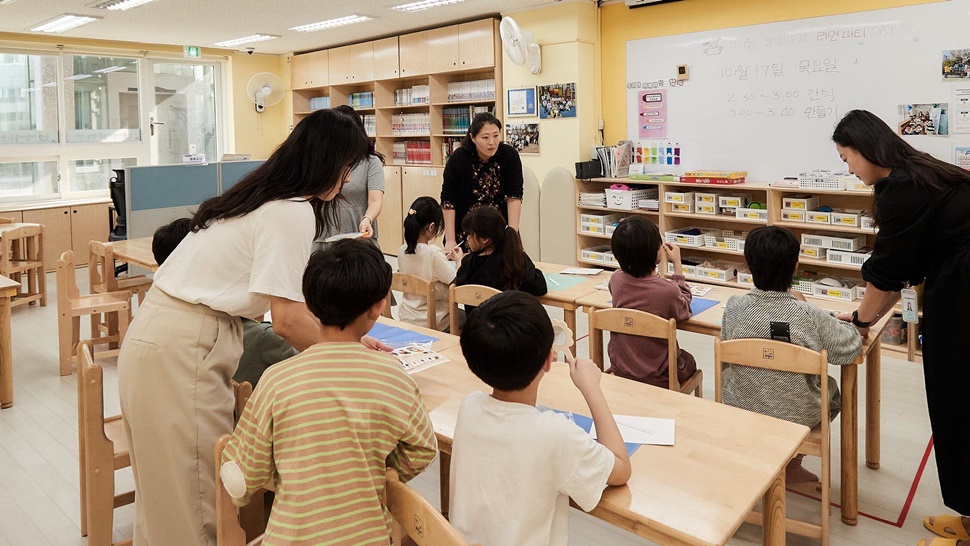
top-left (71, 203), bottom-right (110, 256)
top-left (372, 37), bottom-right (400, 81)
top-left (308, 50), bottom-right (329, 87)
top-left (291, 53), bottom-right (311, 90)
top-left (380, 167), bottom-right (403, 255)
top-left (458, 20), bottom-right (495, 70)
top-left (349, 42), bottom-right (374, 82)
top-left (22, 207), bottom-right (72, 270)
top-left (399, 31), bottom-right (429, 77)
top-left (0, 211), bottom-right (23, 223)
top-left (428, 26), bottom-right (460, 73)
top-left (329, 46), bottom-right (352, 84)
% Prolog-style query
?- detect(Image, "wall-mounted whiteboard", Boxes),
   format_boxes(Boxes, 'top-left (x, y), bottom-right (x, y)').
top-left (626, 0), bottom-right (970, 181)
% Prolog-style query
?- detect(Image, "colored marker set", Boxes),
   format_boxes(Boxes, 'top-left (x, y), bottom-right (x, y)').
top-left (635, 142), bottom-right (681, 165)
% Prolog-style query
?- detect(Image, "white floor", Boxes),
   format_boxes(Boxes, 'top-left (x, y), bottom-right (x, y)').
top-left (0, 266), bottom-right (955, 545)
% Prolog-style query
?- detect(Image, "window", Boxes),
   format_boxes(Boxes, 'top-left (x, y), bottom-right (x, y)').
top-left (68, 157), bottom-right (136, 192)
top-left (0, 161), bottom-right (58, 199)
top-left (0, 53), bottom-right (59, 144)
top-left (64, 55), bottom-right (140, 143)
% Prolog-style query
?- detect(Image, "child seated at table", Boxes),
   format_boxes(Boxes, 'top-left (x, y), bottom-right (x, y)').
top-left (397, 197), bottom-right (461, 331)
top-left (721, 226), bottom-right (862, 483)
top-left (449, 290), bottom-right (631, 546)
top-left (221, 240), bottom-right (438, 543)
top-left (453, 206), bottom-right (547, 313)
top-left (151, 217), bottom-right (297, 388)
top-left (608, 216), bottom-right (696, 389)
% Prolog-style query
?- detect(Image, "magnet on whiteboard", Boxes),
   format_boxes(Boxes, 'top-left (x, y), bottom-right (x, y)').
top-left (677, 64), bottom-right (689, 81)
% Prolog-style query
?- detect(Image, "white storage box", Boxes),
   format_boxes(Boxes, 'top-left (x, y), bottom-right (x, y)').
top-left (580, 222), bottom-right (608, 235)
top-left (671, 202), bottom-right (696, 213)
top-left (782, 195), bottom-right (819, 210)
top-left (725, 233), bottom-right (748, 251)
top-left (718, 194), bottom-right (751, 208)
top-left (697, 260), bottom-right (742, 282)
top-left (665, 227), bottom-right (707, 247)
top-left (812, 280), bottom-right (864, 301)
top-left (792, 272), bottom-right (820, 295)
top-left (667, 260), bottom-right (698, 277)
top-left (798, 170), bottom-right (855, 190)
top-left (580, 212), bottom-right (622, 225)
top-left (664, 191), bottom-right (695, 204)
top-left (806, 210), bottom-right (832, 225)
top-left (703, 229), bottom-right (741, 250)
top-left (604, 251), bottom-right (618, 266)
top-left (827, 247), bottom-right (873, 266)
top-left (782, 209), bottom-right (807, 222)
top-left (861, 215), bottom-right (876, 230)
top-left (800, 244), bottom-right (825, 259)
top-left (696, 202), bottom-right (721, 215)
top-left (831, 209), bottom-right (864, 227)
top-left (801, 233), bottom-right (826, 247)
top-left (738, 270), bottom-right (754, 286)
top-left (821, 233), bottom-right (867, 251)
top-left (605, 222), bottom-right (619, 236)
top-left (695, 192), bottom-right (720, 204)
top-left (581, 245), bottom-right (611, 263)
top-left (846, 180), bottom-right (871, 192)
top-left (606, 188), bottom-right (656, 210)
top-left (736, 207), bottom-right (768, 221)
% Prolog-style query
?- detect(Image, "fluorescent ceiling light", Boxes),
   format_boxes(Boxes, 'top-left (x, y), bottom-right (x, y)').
top-left (211, 34), bottom-right (280, 48)
top-left (290, 15), bottom-right (370, 32)
top-left (91, 0), bottom-right (156, 10)
top-left (94, 65), bottom-right (126, 74)
top-left (393, 0), bottom-right (465, 12)
top-left (30, 14), bottom-right (102, 33)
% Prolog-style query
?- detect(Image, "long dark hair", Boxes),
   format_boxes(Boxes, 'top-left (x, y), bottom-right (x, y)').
top-left (190, 109), bottom-right (368, 237)
top-left (333, 104), bottom-right (385, 165)
top-left (832, 110), bottom-right (970, 223)
top-left (462, 206), bottom-right (524, 290)
top-left (403, 197), bottom-right (444, 254)
top-left (461, 112), bottom-right (502, 152)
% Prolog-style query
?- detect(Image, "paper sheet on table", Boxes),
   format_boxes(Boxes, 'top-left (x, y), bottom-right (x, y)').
top-left (591, 416), bottom-right (676, 446)
top-left (560, 267), bottom-right (604, 276)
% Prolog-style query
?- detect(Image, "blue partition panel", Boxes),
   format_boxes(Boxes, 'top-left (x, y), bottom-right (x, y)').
top-left (219, 160), bottom-right (263, 193)
top-left (128, 164), bottom-right (219, 211)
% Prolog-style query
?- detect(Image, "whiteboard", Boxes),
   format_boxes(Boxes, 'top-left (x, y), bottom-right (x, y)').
top-left (625, 0), bottom-right (970, 181)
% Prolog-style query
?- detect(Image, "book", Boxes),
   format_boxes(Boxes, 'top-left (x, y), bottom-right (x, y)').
top-left (680, 176), bottom-right (746, 185)
top-left (628, 173), bottom-right (681, 182)
top-left (683, 170), bottom-right (748, 179)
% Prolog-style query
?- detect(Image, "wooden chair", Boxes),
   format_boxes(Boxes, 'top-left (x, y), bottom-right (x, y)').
top-left (385, 467), bottom-right (472, 546)
top-left (384, 273), bottom-right (438, 328)
top-left (0, 224), bottom-right (46, 308)
top-left (56, 250), bottom-right (131, 376)
top-left (589, 308), bottom-right (703, 396)
top-left (447, 284), bottom-right (501, 335)
top-left (714, 338), bottom-right (831, 545)
top-left (76, 341), bottom-right (134, 545)
top-left (89, 240), bottom-right (152, 343)
top-left (215, 435), bottom-right (265, 546)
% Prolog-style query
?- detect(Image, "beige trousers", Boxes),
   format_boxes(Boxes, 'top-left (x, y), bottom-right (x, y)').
top-left (118, 288), bottom-right (243, 546)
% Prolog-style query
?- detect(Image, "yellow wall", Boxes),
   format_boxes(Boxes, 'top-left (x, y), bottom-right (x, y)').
top-left (600, 0), bottom-right (943, 144)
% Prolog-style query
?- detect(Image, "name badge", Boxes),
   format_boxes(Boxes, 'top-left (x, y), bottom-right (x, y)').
top-left (901, 288), bottom-right (919, 324)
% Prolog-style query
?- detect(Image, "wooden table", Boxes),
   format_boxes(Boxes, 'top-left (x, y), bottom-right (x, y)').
top-left (0, 275), bottom-right (21, 408)
top-left (374, 316), bottom-right (462, 354)
top-left (415, 342), bottom-right (808, 546)
top-left (576, 281), bottom-right (891, 526)
top-left (533, 261), bottom-right (612, 347)
top-left (105, 237), bottom-right (157, 271)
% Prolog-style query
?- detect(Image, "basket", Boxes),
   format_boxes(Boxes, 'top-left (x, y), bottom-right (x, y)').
top-left (798, 170), bottom-right (855, 190)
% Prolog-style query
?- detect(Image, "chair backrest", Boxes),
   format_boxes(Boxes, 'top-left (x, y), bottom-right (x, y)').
top-left (591, 308), bottom-right (680, 390)
top-left (215, 435), bottom-right (249, 546)
top-left (391, 272), bottom-right (437, 327)
top-left (57, 250), bottom-right (80, 305)
top-left (385, 468), bottom-right (470, 546)
top-left (231, 380), bottom-right (252, 424)
top-left (448, 284), bottom-right (501, 334)
top-left (88, 240), bottom-right (117, 293)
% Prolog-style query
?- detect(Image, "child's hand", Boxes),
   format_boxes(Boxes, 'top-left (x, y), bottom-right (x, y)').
top-left (358, 217), bottom-right (374, 238)
top-left (789, 289), bottom-right (807, 302)
top-left (447, 246), bottom-right (463, 262)
top-left (565, 350), bottom-right (601, 395)
top-left (662, 242), bottom-right (682, 263)
top-left (361, 335), bottom-right (393, 352)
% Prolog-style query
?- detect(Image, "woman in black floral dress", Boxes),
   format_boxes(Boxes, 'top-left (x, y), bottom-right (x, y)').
top-left (441, 113), bottom-right (523, 253)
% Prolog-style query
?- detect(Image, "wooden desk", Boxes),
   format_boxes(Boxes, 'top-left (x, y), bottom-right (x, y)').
top-left (105, 237), bottom-right (157, 271)
top-left (0, 275), bottom-right (20, 408)
top-left (533, 261), bottom-right (612, 346)
top-left (576, 281), bottom-right (891, 526)
top-left (375, 316), bottom-right (462, 354)
top-left (417, 344), bottom-right (807, 546)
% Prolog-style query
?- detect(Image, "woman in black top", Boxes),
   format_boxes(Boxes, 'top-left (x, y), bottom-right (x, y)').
top-left (441, 112), bottom-right (524, 252)
top-left (832, 110), bottom-right (970, 542)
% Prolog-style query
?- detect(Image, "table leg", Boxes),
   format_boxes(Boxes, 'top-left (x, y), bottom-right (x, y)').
top-left (564, 308), bottom-right (577, 353)
top-left (0, 295), bottom-right (13, 408)
top-left (841, 364), bottom-right (858, 525)
top-left (439, 450), bottom-right (451, 519)
top-left (866, 338), bottom-right (882, 470)
top-left (762, 470), bottom-right (786, 546)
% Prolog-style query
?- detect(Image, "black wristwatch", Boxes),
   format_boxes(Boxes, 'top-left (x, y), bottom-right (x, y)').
top-left (851, 310), bottom-right (873, 328)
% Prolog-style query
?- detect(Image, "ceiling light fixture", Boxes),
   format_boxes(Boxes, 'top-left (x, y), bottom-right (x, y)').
top-left (211, 34), bottom-right (281, 48)
top-left (290, 15), bottom-right (370, 32)
top-left (93, 65), bottom-right (126, 74)
top-left (392, 0), bottom-right (465, 12)
top-left (30, 14), bottom-right (102, 33)
top-left (91, 0), bottom-right (156, 11)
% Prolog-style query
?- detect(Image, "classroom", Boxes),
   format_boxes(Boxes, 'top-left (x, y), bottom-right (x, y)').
top-left (1, 0), bottom-right (968, 545)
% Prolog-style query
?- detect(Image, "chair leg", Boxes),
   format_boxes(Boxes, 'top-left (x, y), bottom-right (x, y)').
top-left (85, 451), bottom-right (115, 546)
top-left (439, 450), bottom-right (451, 520)
top-left (58, 310), bottom-right (74, 376)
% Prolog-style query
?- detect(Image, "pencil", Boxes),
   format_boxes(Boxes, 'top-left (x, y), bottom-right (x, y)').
top-left (548, 276), bottom-right (561, 286)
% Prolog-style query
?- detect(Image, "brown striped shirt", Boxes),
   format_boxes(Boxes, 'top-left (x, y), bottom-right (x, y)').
top-left (224, 342), bottom-right (438, 545)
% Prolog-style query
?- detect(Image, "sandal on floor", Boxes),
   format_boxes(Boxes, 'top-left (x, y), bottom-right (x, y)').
top-left (917, 539), bottom-right (959, 546)
top-left (924, 515), bottom-right (970, 541)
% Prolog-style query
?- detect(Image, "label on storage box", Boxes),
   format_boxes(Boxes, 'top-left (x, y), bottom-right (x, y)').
top-left (707, 271), bottom-right (720, 278)
top-left (668, 194), bottom-right (686, 203)
top-left (697, 204), bottom-right (717, 214)
top-left (824, 288), bottom-right (843, 298)
top-left (696, 194), bottom-right (717, 203)
top-left (675, 236), bottom-right (690, 244)
top-left (744, 211), bottom-right (761, 218)
top-left (809, 213), bottom-right (831, 223)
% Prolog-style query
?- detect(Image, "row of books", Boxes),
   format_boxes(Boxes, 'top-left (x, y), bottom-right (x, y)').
top-left (308, 96), bottom-right (330, 111)
top-left (628, 171), bottom-right (748, 185)
top-left (362, 115), bottom-right (376, 138)
top-left (392, 140), bottom-right (432, 165)
top-left (391, 113), bottom-right (431, 136)
top-left (446, 79), bottom-right (495, 103)
top-left (394, 85), bottom-right (430, 106)
top-left (442, 137), bottom-right (462, 162)
top-left (442, 105), bottom-right (491, 135)
top-left (592, 141), bottom-right (634, 178)
top-left (348, 92), bottom-right (374, 109)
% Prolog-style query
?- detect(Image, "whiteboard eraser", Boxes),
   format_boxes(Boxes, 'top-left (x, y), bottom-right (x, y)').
top-left (677, 64), bottom-right (689, 81)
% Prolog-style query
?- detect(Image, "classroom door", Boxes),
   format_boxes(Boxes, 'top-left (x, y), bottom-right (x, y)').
top-left (148, 61), bottom-right (221, 165)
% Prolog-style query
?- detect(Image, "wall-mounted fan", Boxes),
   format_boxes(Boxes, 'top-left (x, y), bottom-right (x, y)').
top-left (246, 72), bottom-right (284, 112)
top-left (500, 16), bottom-right (542, 75)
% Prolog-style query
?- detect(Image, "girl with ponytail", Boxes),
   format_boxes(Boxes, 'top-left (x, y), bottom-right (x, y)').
top-left (397, 197), bottom-right (461, 331)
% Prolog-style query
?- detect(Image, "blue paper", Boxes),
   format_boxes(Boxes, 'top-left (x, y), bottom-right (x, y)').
top-left (690, 297), bottom-right (719, 316)
top-left (368, 322), bottom-right (438, 347)
top-left (544, 273), bottom-right (588, 292)
top-left (539, 406), bottom-right (640, 456)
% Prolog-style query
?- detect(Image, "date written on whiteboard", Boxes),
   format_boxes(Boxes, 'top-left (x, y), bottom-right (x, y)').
top-left (721, 59), bottom-right (838, 80)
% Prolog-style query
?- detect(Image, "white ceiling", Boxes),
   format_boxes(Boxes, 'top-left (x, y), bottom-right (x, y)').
top-left (0, 0), bottom-right (566, 55)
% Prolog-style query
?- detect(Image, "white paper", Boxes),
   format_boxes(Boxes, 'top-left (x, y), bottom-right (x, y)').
top-left (689, 285), bottom-right (713, 297)
top-left (953, 86), bottom-right (970, 134)
top-left (591, 415), bottom-right (676, 446)
top-left (560, 267), bottom-right (604, 276)
top-left (324, 232), bottom-right (366, 243)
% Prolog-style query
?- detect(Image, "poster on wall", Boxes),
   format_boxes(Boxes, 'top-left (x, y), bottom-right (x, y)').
top-left (897, 103), bottom-right (949, 136)
top-left (506, 123), bottom-right (540, 155)
top-left (956, 147), bottom-right (970, 171)
top-left (638, 89), bottom-right (668, 139)
top-left (538, 83), bottom-right (576, 119)
top-left (953, 86), bottom-right (970, 134)
top-left (942, 49), bottom-right (970, 81)
top-left (507, 87), bottom-right (537, 117)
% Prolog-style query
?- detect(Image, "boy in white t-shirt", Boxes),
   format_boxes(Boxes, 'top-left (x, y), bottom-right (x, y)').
top-left (449, 291), bottom-right (632, 546)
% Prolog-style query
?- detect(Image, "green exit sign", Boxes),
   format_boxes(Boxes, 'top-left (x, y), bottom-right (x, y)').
top-left (183, 46), bottom-right (201, 59)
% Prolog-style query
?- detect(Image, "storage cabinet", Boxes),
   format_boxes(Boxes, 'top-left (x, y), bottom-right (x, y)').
top-left (291, 53), bottom-right (312, 90)
top-left (70, 204), bottom-right (109, 258)
top-left (428, 26), bottom-right (460, 73)
top-left (18, 202), bottom-right (109, 270)
top-left (458, 19), bottom-right (495, 71)
top-left (373, 37), bottom-right (400, 81)
top-left (399, 31), bottom-right (429, 77)
top-left (381, 167), bottom-right (403, 256)
top-left (308, 50), bottom-right (329, 87)
top-left (0, 212), bottom-right (23, 223)
top-left (328, 46), bottom-right (352, 84)
top-left (349, 42), bottom-right (374, 82)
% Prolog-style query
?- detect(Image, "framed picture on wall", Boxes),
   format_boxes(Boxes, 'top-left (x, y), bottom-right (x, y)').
top-left (507, 87), bottom-right (537, 117)
top-left (538, 82), bottom-right (577, 119)
top-left (506, 123), bottom-right (539, 155)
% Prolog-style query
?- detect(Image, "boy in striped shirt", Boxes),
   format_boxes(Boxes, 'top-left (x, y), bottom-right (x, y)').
top-left (222, 240), bottom-right (438, 545)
